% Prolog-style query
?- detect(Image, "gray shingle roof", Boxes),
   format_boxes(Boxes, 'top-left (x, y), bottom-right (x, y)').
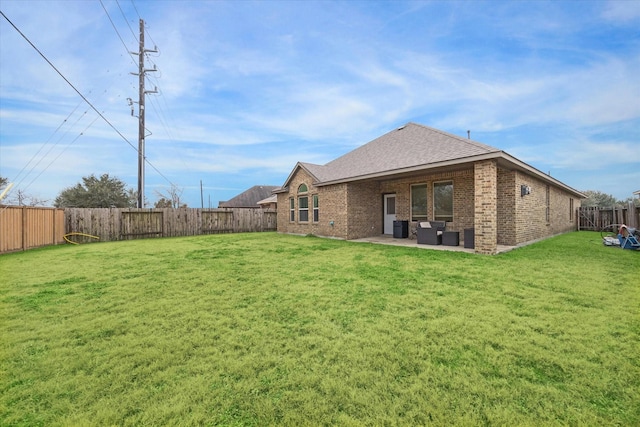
top-left (276, 122), bottom-right (583, 198)
top-left (300, 123), bottom-right (500, 184)
top-left (219, 185), bottom-right (279, 208)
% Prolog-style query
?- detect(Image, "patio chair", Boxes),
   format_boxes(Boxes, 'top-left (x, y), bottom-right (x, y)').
top-left (417, 221), bottom-right (446, 245)
top-left (618, 225), bottom-right (640, 250)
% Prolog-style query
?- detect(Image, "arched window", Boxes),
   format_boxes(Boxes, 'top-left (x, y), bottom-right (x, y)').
top-left (298, 184), bottom-right (309, 222)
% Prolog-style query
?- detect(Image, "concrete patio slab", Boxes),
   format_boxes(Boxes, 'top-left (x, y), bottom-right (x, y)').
top-left (349, 234), bottom-right (516, 254)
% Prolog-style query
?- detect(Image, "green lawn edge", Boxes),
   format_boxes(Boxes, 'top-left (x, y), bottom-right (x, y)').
top-left (1, 231), bottom-right (638, 426)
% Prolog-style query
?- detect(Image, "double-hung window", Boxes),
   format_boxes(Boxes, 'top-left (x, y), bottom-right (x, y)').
top-left (433, 181), bottom-right (453, 222)
top-left (545, 185), bottom-right (550, 223)
top-left (289, 197), bottom-right (295, 222)
top-left (313, 195), bottom-right (319, 222)
top-left (298, 184), bottom-right (309, 222)
top-left (569, 198), bottom-right (574, 221)
top-left (411, 184), bottom-right (427, 222)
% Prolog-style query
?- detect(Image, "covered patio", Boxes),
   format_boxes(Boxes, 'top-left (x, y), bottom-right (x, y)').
top-left (349, 234), bottom-right (518, 254)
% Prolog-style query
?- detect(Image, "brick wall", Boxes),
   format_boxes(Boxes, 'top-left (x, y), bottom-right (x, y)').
top-left (278, 162), bottom-right (580, 249)
top-left (278, 167), bottom-right (477, 241)
top-left (474, 160), bottom-right (498, 254)
top-left (497, 169), bottom-right (517, 246)
top-left (318, 182), bottom-right (349, 238)
top-left (512, 171), bottom-right (579, 243)
top-left (276, 167), bottom-right (349, 238)
top-left (345, 181), bottom-right (382, 239)
top-left (379, 169), bottom-right (475, 236)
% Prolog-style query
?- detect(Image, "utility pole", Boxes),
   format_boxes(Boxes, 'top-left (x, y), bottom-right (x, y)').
top-left (200, 180), bottom-right (204, 209)
top-left (131, 19), bottom-right (157, 208)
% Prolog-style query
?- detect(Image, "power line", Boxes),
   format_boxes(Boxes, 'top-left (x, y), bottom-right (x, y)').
top-left (99, 3), bottom-right (169, 206)
top-left (1, 11), bottom-right (137, 154)
top-left (99, 0), bottom-right (137, 67)
top-left (129, 0), bottom-right (142, 21)
top-left (0, 10), bottom-right (176, 191)
top-left (12, 64), bottom-right (136, 198)
top-left (10, 99), bottom-right (85, 188)
top-left (24, 113), bottom-right (103, 193)
top-left (128, 0), bottom-right (159, 49)
top-left (115, 0), bottom-right (138, 43)
top-left (17, 108), bottom-right (90, 193)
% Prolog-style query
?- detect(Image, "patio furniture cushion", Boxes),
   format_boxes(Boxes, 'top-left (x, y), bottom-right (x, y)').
top-left (442, 231), bottom-right (460, 246)
top-left (417, 221), bottom-right (446, 245)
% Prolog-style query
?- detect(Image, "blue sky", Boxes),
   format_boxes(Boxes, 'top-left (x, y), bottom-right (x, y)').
top-left (1, 0), bottom-right (638, 207)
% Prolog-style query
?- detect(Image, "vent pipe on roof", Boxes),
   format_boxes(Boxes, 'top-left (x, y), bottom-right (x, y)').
top-left (467, 130), bottom-right (470, 139)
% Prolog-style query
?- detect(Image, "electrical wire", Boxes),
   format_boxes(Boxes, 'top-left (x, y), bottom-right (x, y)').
top-left (99, 0), bottom-right (137, 67)
top-left (115, 0), bottom-right (138, 43)
top-left (10, 98), bottom-right (85, 188)
top-left (0, 10), bottom-right (177, 191)
top-left (100, 4), bottom-right (174, 191)
top-left (17, 108), bottom-right (90, 193)
top-left (127, 0), bottom-right (158, 53)
top-left (129, 0), bottom-right (141, 21)
top-left (10, 62), bottom-right (135, 201)
top-left (1, 12), bottom-right (137, 154)
top-left (24, 113), bottom-right (103, 193)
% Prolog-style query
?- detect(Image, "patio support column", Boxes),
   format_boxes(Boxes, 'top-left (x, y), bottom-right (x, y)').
top-left (474, 160), bottom-right (498, 254)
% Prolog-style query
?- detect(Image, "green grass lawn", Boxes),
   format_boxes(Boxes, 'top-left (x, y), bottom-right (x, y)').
top-left (1, 231), bottom-right (638, 426)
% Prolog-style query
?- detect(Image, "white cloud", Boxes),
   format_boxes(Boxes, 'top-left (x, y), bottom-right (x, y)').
top-left (2, 0), bottom-right (639, 207)
top-left (602, 0), bottom-right (640, 23)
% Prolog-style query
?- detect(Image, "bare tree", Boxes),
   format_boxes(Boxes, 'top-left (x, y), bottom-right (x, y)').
top-left (0, 178), bottom-right (49, 206)
top-left (11, 189), bottom-right (49, 206)
top-left (154, 184), bottom-right (187, 208)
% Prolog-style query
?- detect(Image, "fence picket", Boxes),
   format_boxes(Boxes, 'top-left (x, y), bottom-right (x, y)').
top-left (577, 206), bottom-right (640, 231)
top-left (1, 207), bottom-right (277, 253)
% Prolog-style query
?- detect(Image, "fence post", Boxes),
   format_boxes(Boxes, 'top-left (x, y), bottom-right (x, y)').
top-left (21, 206), bottom-right (27, 251)
top-left (52, 208), bottom-right (57, 246)
top-left (627, 202), bottom-right (637, 229)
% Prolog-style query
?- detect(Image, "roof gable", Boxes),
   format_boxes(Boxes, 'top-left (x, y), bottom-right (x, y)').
top-left (275, 162), bottom-right (325, 193)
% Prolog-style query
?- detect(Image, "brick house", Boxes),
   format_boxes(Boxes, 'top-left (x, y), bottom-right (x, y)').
top-left (274, 123), bottom-right (584, 254)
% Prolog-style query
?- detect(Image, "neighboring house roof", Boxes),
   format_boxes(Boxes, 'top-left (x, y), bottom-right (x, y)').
top-left (276, 122), bottom-right (584, 198)
top-left (219, 185), bottom-right (279, 208)
top-left (257, 194), bottom-right (277, 205)
top-left (634, 190), bottom-right (640, 196)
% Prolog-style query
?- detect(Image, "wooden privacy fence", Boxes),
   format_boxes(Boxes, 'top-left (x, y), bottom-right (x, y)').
top-left (578, 204), bottom-right (640, 231)
top-left (0, 207), bottom-right (277, 253)
top-left (0, 206), bottom-right (65, 253)
top-left (65, 208), bottom-right (277, 242)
